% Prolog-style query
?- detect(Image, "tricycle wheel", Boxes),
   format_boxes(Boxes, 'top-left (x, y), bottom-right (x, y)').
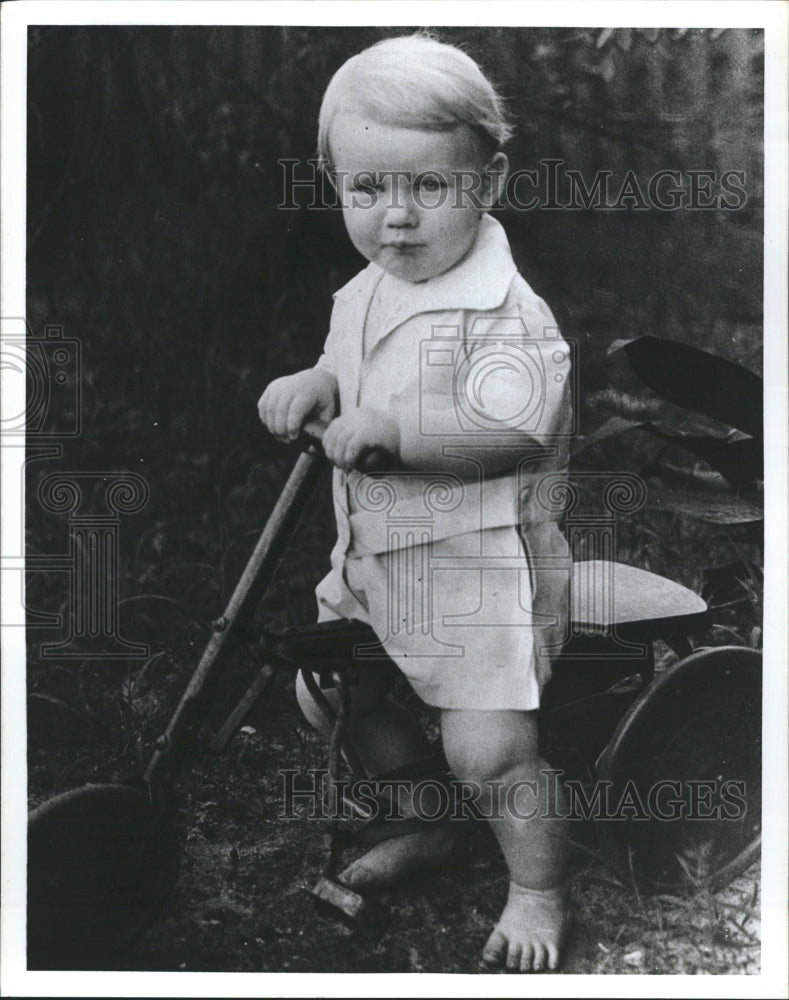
top-left (596, 645), bottom-right (761, 893)
top-left (27, 782), bottom-right (180, 969)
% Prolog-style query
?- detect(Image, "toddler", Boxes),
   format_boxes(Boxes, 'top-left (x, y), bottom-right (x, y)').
top-left (259, 34), bottom-right (573, 972)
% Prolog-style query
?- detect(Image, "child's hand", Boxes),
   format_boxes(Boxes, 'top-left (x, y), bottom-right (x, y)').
top-left (258, 367), bottom-right (338, 443)
top-left (322, 408), bottom-right (400, 471)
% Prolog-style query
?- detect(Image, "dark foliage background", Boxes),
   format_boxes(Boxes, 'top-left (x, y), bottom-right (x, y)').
top-left (24, 26), bottom-right (764, 973)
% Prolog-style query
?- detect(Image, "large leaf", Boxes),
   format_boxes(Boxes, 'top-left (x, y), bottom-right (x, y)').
top-left (646, 429), bottom-right (761, 487)
top-left (572, 415), bottom-right (646, 455)
top-left (644, 484), bottom-right (763, 524)
top-left (609, 336), bottom-right (763, 439)
top-left (573, 416), bottom-right (762, 487)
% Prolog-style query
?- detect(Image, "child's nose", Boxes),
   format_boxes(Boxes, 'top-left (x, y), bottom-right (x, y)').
top-left (385, 186), bottom-right (419, 227)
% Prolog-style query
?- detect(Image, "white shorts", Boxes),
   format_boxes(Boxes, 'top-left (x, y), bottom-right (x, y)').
top-left (315, 525), bottom-right (563, 711)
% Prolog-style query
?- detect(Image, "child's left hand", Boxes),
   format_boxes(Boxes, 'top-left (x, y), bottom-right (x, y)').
top-left (322, 408), bottom-right (400, 471)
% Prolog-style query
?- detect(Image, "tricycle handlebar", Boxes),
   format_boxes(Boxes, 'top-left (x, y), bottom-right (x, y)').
top-left (299, 418), bottom-right (397, 473)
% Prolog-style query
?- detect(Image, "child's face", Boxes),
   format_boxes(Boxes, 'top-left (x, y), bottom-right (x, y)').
top-left (330, 113), bottom-right (500, 283)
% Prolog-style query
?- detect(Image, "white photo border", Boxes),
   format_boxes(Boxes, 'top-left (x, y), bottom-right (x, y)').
top-left (2, 2), bottom-right (787, 997)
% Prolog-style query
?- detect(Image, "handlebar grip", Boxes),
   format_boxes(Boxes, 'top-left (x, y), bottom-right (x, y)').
top-left (299, 418), bottom-right (397, 473)
top-left (297, 418), bottom-right (329, 454)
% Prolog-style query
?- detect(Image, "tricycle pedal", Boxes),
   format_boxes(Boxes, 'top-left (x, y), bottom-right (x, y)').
top-left (309, 876), bottom-right (387, 936)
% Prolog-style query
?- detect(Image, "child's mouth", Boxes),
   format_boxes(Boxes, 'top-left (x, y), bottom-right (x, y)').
top-left (383, 242), bottom-right (424, 254)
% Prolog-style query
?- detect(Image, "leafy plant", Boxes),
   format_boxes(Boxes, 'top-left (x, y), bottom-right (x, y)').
top-left (576, 334), bottom-right (763, 635)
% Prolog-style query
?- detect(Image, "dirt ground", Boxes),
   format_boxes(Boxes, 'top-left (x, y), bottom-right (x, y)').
top-left (109, 673), bottom-right (761, 977)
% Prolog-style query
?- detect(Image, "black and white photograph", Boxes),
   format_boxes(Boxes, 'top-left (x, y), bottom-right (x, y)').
top-left (2, 1), bottom-right (787, 995)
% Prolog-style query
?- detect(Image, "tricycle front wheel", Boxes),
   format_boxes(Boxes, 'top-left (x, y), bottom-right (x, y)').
top-left (596, 645), bottom-right (762, 893)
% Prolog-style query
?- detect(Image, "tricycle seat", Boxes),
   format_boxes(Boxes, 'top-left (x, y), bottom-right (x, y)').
top-left (263, 618), bottom-right (384, 675)
top-left (570, 559), bottom-right (708, 638)
top-left (264, 561), bottom-right (708, 671)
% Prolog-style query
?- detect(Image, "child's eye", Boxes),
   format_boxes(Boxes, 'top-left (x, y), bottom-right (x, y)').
top-left (351, 173), bottom-right (382, 195)
top-left (416, 174), bottom-right (446, 193)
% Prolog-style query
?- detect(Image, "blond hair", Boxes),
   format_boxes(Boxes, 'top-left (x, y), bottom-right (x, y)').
top-left (317, 34), bottom-right (513, 171)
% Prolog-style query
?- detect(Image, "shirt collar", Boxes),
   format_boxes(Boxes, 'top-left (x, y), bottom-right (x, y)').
top-left (332, 213), bottom-right (518, 313)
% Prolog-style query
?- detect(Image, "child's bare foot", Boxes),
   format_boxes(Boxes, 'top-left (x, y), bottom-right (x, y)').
top-left (338, 824), bottom-right (458, 892)
top-left (481, 881), bottom-right (570, 973)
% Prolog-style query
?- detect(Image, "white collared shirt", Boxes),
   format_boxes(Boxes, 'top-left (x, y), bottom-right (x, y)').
top-left (317, 213), bottom-right (573, 561)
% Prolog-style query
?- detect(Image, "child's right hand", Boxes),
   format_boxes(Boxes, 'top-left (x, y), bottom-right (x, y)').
top-left (257, 367), bottom-right (338, 443)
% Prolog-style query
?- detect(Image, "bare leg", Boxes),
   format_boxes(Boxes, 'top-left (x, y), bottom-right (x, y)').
top-left (442, 708), bottom-right (570, 972)
top-left (296, 669), bottom-right (457, 889)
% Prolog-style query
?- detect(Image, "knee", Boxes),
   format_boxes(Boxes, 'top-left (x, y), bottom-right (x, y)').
top-left (443, 737), bottom-right (516, 787)
top-left (442, 709), bottom-right (542, 785)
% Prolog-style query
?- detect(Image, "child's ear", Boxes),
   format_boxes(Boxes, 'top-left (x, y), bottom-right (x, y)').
top-left (481, 152), bottom-right (509, 210)
top-left (320, 159), bottom-right (338, 192)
